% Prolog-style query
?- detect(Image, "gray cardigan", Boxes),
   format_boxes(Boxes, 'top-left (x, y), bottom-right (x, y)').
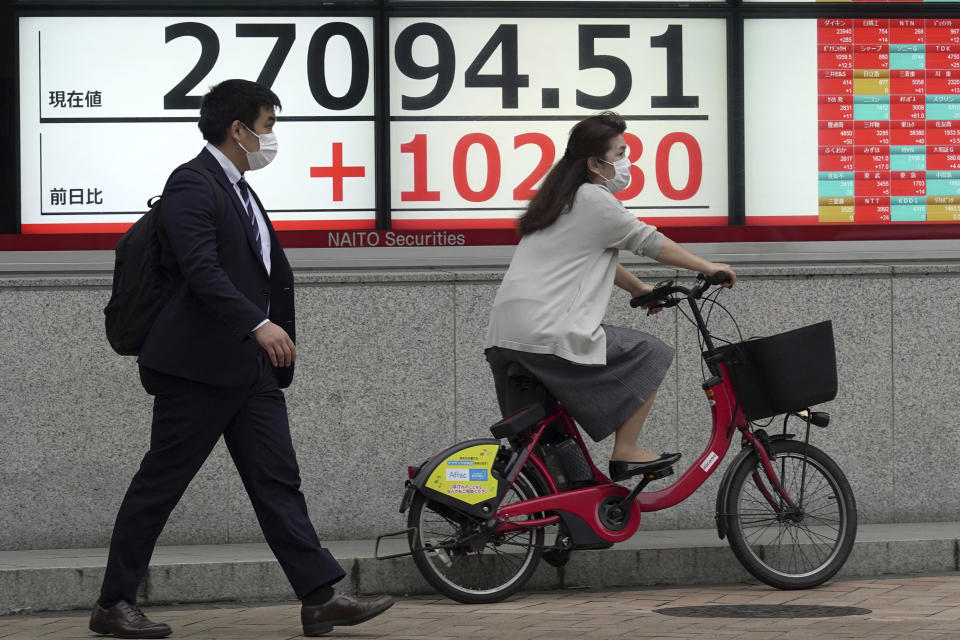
top-left (485, 183), bottom-right (665, 366)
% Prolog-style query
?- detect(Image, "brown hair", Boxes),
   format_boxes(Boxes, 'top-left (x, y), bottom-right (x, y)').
top-left (517, 112), bottom-right (626, 235)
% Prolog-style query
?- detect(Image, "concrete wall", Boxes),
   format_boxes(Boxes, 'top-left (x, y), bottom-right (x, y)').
top-left (1, 263), bottom-right (958, 551)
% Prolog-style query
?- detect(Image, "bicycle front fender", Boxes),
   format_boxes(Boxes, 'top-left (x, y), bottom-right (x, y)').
top-left (714, 433), bottom-right (795, 540)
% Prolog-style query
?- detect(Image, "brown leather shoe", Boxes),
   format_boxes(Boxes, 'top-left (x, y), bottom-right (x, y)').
top-left (89, 600), bottom-right (172, 638)
top-left (300, 592), bottom-right (395, 636)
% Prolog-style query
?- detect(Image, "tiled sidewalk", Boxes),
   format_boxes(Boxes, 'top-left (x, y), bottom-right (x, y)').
top-left (3, 573), bottom-right (960, 639)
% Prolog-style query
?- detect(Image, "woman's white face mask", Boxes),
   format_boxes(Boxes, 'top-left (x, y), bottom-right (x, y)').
top-left (237, 123), bottom-right (278, 171)
top-left (598, 157), bottom-right (631, 193)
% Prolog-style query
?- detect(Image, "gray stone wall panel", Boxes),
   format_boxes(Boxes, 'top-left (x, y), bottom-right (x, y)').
top-left (0, 288), bottom-right (232, 551)
top-left (452, 280), bottom-right (501, 441)
top-left (273, 282), bottom-right (457, 542)
top-left (1, 265), bottom-right (956, 551)
top-left (892, 274), bottom-right (960, 522)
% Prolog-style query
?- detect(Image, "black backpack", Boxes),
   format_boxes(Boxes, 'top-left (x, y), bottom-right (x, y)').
top-left (104, 160), bottom-right (224, 356)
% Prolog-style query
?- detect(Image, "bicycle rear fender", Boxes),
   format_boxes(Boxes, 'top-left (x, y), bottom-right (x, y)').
top-left (403, 438), bottom-right (505, 520)
top-left (714, 433), bottom-right (795, 540)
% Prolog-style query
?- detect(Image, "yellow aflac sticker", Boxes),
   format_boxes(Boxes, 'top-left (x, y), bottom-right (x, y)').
top-left (426, 444), bottom-right (499, 505)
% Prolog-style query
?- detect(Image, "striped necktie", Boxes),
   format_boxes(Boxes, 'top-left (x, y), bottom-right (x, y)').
top-left (236, 177), bottom-right (263, 260)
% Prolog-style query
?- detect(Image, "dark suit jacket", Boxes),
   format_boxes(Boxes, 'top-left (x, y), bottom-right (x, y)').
top-left (138, 148), bottom-right (296, 389)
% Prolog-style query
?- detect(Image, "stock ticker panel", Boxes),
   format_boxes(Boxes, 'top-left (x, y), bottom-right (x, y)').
top-left (819, 19), bottom-right (960, 223)
top-left (19, 16), bottom-right (376, 233)
top-left (388, 18), bottom-right (728, 229)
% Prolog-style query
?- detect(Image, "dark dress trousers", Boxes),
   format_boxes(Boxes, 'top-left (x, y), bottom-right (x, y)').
top-left (100, 148), bottom-right (345, 604)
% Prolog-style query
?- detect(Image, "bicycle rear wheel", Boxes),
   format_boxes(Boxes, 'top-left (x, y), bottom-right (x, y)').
top-left (407, 467), bottom-right (545, 603)
top-left (722, 439), bottom-right (857, 589)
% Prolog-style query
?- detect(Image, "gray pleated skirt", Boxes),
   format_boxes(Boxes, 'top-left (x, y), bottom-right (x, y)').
top-left (485, 325), bottom-right (675, 442)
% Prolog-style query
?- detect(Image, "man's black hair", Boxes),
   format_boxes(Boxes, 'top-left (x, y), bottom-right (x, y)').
top-left (198, 79), bottom-right (281, 145)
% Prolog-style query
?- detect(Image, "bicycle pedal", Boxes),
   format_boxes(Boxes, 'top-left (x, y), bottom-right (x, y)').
top-left (617, 465), bottom-right (676, 506)
top-left (609, 453), bottom-right (681, 483)
top-left (644, 466), bottom-right (675, 481)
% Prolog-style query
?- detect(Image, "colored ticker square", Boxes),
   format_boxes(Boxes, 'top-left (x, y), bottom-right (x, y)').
top-left (891, 52), bottom-right (926, 71)
top-left (926, 204), bottom-right (960, 221)
top-left (890, 97), bottom-right (925, 120)
top-left (819, 103), bottom-right (854, 121)
top-left (819, 45), bottom-right (854, 69)
top-left (855, 174), bottom-right (892, 196)
top-left (891, 121), bottom-right (926, 145)
top-left (926, 70), bottom-right (960, 94)
top-left (890, 74), bottom-right (926, 95)
top-left (854, 47), bottom-right (890, 69)
top-left (853, 22), bottom-right (890, 44)
top-left (854, 121), bottom-right (891, 145)
top-left (926, 175), bottom-right (960, 196)
top-left (891, 22), bottom-right (925, 45)
top-left (927, 102), bottom-right (960, 120)
top-left (927, 26), bottom-right (960, 45)
top-left (927, 147), bottom-right (960, 171)
top-left (926, 122), bottom-right (960, 146)
top-left (820, 127), bottom-right (855, 146)
top-left (854, 103), bottom-right (890, 120)
top-left (892, 174), bottom-right (926, 196)
top-left (818, 26), bottom-right (855, 45)
top-left (926, 47), bottom-right (960, 70)
top-left (854, 78), bottom-right (890, 94)
top-left (819, 180), bottom-right (856, 198)
top-left (819, 206), bottom-right (855, 223)
top-left (855, 152), bottom-right (891, 172)
top-left (855, 203), bottom-right (892, 223)
top-left (819, 71), bottom-right (854, 94)
top-left (891, 205), bottom-right (926, 221)
top-left (819, 147), bottom-right (856, 171)
top-left (890, 153), bottom-right (926, 172)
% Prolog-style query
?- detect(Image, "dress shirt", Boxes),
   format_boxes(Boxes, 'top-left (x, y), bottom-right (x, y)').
top-left (204, 143), bottom-right (272, 332)
top-left (204, 142), bottom-right (272, 275)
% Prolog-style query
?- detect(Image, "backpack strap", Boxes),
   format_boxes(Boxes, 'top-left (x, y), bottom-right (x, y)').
top-left (173, 159), bottom-right (227, 219)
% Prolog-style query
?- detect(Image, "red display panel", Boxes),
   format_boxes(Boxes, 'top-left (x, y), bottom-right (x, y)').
top-left (818, 18), bottom-right (960, 223)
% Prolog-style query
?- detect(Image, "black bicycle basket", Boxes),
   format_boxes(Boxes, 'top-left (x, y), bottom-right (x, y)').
top-left (707, 320), bottom-right (837, 421)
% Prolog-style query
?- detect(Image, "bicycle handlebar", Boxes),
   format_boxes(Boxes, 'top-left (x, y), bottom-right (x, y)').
top-left (630, 272), bottom-right (732, 309)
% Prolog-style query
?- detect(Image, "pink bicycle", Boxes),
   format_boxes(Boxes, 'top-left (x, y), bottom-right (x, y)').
top-left (380, 274), bottom-right (857, 603)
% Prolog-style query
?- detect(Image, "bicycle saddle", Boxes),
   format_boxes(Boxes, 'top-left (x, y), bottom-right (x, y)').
top-left (490, 404), bottom-right (546, 440)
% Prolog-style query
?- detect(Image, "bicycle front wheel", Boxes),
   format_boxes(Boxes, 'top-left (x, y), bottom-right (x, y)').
top-left (723, 439), bottom-right (857, 589)
top-left (407, 467), bottom-right (546, 604)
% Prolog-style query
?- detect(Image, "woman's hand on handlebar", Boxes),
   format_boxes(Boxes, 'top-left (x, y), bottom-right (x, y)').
top-left (631, 281), bottom-right (666, 315)
top-left (704, 262), bottom-right (737, 287)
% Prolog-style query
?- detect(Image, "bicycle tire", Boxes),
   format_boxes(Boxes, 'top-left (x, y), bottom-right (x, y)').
top-left (722, 439), bottom-right (857, 589)
top-left (407, 467), bottom-right (546, 604)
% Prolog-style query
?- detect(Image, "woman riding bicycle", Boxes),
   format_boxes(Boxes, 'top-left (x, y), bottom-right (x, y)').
top-left (485, 111), bottom-right (736, 482)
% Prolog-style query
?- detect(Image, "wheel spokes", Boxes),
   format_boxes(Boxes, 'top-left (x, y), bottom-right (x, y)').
top-left (415, 476), bottom-right (541, 596)
top-left (736, 452), bottom-right (845, 577)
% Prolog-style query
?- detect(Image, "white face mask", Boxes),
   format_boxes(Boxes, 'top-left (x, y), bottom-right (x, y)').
top-left (599, 157), bottom-right (631, 193)
top-left (237, 123), bottom-right (278, 171)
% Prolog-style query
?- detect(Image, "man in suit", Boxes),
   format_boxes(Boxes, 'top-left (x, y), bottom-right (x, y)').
top-left (90, 79), bottom-right (393, 639)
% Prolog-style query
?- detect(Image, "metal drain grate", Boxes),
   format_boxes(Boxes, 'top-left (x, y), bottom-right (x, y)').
top-left (655, 605), bottom-right (871, 619)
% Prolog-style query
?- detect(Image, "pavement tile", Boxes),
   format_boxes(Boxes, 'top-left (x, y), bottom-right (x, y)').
top-left (4, 573), bottom-right (960, 638)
